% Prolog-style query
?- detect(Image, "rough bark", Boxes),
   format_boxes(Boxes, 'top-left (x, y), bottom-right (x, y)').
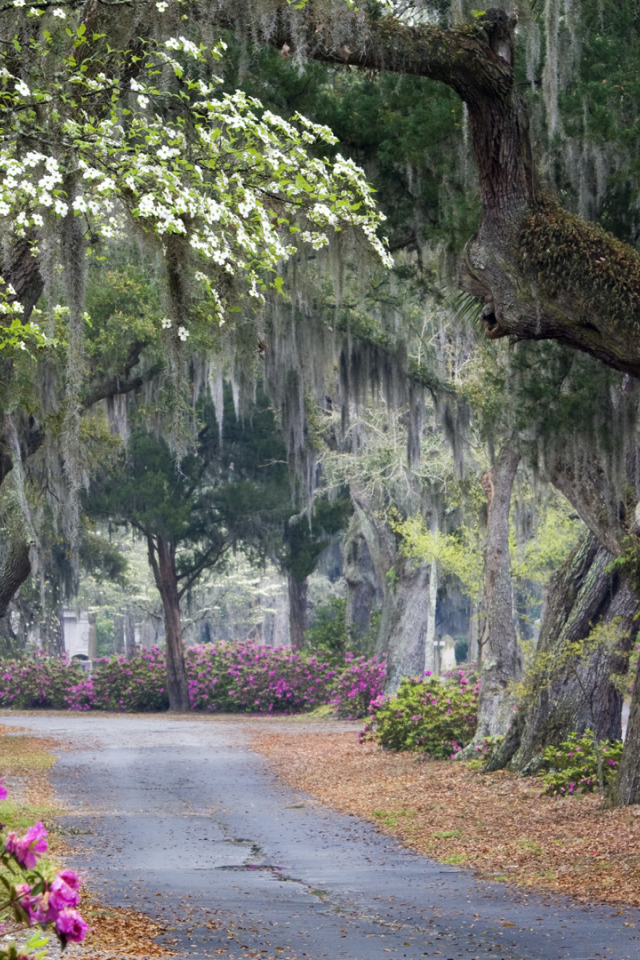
top-left (287, 573), bottom-right (309, 650)
top-left (343, 511), bottom-right (379, 640)
top-left (383, 561), bottom-right (430, 692)
top-left (0, 538), bottom-right (31, 620)
top-left (147, 534), bottom-right (191, 713)
top-left (460, 438), bottom-right (521, 752)
top-left (616, 658), bottom-right (640, 804)
top-left (348, 490), bottom-right (429, 693)
top-left (487, 532), bottom-right (640, 774)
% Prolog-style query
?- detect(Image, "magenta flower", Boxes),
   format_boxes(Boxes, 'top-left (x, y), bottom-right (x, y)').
top-left (0, 779), bottom-right (7, 801)
top-left (55, 908), bottom-right (89, 943)
top-left (14, 882), bottom-right (34, 921)
top-left (12, 822), bottom-right (48, 869)
top-left (49, 874), bottom-right (80, 911)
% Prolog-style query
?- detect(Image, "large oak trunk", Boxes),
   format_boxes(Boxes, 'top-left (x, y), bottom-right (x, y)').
top-left (382, 561), bottom-right (431, 693)
top-left (487, 532), bottom-right (640, 774)
top-left (347, 489), bottom-right (431, 693)
top-left (460, 438), bottom-right (521, 752)
top-left (148, 535), bottom-right (191, 713)
top-left (343, 510), bottom-right (379, 641)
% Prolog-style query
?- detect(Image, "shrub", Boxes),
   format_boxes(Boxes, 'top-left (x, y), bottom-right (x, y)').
top-left (0, 655), bottom-right (82, 709)
top-left (540, 730), bottom-right (623, 797)
top-left (361, 669), bottom-right (480, 759)
top-left (331, 654), bottom-right (386, 719)
top-left (66, 648), bottom-right (169, 712)
top-left (0, 643), bottom-right (386, 716)
top-left (185, 642), bottom-right (338, 713)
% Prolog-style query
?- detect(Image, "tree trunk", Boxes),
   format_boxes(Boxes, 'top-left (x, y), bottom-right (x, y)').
top-left (383, 560), bottom-right (430, 693)
top-left (0, 538), bottom-right (31, 620)
top-left (487, 532), bottom-right (640, 774)
top-left (287, 573), bottom-right (309, 650)
top-left (343, 511), bottom-right (379, 641)
top-left (125, 613), bottom-right (136, 658)
top-left (425, 556), bottom-right (437, 676)
top-left (147, 535), bottom-right (191, 713)
top-left (616, 658), bottom-right (640, 805)
top-left (347, 490), bottom-right (430, 693)
top-left (460, 438), bottom-right (521, 752)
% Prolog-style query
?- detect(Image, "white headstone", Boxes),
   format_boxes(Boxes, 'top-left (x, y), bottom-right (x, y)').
top-left (440, 634), bottom-right (457, 674)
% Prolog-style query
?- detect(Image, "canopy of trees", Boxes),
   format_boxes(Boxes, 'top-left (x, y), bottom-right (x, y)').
top-left (3, 0), bottom-right (640, 806)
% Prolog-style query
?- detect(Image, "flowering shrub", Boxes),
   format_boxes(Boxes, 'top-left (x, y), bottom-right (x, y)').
top-left (331, 654), bottom-right (386, 719)
top-left (66, 649), bottom-right (169, 712)
top-left (0, 778), bottom-right (88, 959)
top-left (540, 731), bottom-right (623, 797)
top-left (0, 644), bottom-right (384, 718)
top-left (360, 670), bottom-right (480, 759)
top-left (186, 642), bottom-right (338, 713)
top-left (0, 656), bottom-right (82, 710)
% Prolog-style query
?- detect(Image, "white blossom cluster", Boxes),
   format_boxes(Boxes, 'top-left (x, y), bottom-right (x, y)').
top-left (0, 14), bottom-right (391, 347)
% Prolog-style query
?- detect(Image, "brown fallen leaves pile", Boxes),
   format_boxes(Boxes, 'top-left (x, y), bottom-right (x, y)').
top-left (250, 725), bottom-right (640, 909)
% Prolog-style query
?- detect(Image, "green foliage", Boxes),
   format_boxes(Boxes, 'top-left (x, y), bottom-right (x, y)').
top-left (284, 498), bottom-right (351, 583)
top-left (541, 731), bottom-right (623, 797)
top-left (394, 514), bottom-right (483, 600)
top-left (88, 387), bottom-right (295, 588)
top-left (361, 670), bottom-right (479, 759)
top-left (304, 595), bottom-right (379, 663)
top-left (510, 504), bottom-right (583, 587)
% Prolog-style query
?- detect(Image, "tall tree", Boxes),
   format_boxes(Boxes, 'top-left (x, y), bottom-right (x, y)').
top-left (89, 393), bottom-right (295, 711)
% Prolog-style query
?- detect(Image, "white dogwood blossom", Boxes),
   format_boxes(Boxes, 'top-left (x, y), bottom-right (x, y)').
top-left (0, 7), bottom-right (391, 351)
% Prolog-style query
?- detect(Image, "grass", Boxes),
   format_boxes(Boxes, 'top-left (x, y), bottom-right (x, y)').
top-left (372, 807), bottom-right (414, 827)
top-left (0, 731), bottom-right (62, 884)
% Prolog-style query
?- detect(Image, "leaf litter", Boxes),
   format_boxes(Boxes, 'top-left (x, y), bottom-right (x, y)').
top-left (250, 725), bottom-right (640, 911)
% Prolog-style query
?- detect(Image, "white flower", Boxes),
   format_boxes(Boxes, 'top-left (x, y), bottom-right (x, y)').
top-left (137, 95), bottom-right (149, 110)
top-left (52, 6), bottom-right (66, 16)
top-left (53, 199), bottom-right (68, 217)
top-left (15, 80), bottom-right (30, 98)
top-left (161, 318), bottom-right (172, 329)
top-left (18, 341), bottom-right (26, 351)
top-left (177, 325), bottom-right (190, 341)
top-left (156, 1), bottom-right (168, 9)
top-left (13, 0), bottom-right (26, 7)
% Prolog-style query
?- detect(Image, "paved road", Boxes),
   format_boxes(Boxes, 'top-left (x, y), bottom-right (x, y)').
top-left (3, 714), bottom-right (640, 960)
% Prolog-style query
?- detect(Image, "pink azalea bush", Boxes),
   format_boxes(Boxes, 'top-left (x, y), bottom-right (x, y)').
top-left (0, 655), bottom-right (80, 710)
top-left (0, 778), bottom-right (88, 958)
top-left (360, 669), bottom-right (480, 759)
top-left (0, 643), bottom-right (385, 718)
top-left (331, 654), bottom-right (386, 719)
top-left (185, 642), bottom-right (339, 713)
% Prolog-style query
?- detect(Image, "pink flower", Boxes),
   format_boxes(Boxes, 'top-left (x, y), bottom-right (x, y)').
top-left (14, 882), bottom-right (34, 920)
top-left (0, 779), bottom-right (7, 801)
top-left (5, 831), bottom-right (17, 856)
top-left (55, 908), bottom-right (89, 943)
top-left (13, 822), bottom-right (48, 869)
top-left (49, 874), bottom-right (80, 911)
top-left (56, 869), bottom-right (81, 891)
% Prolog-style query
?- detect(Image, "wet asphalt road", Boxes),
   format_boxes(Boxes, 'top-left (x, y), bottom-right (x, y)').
top-left (3, 713), bottom-right (640, 960)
